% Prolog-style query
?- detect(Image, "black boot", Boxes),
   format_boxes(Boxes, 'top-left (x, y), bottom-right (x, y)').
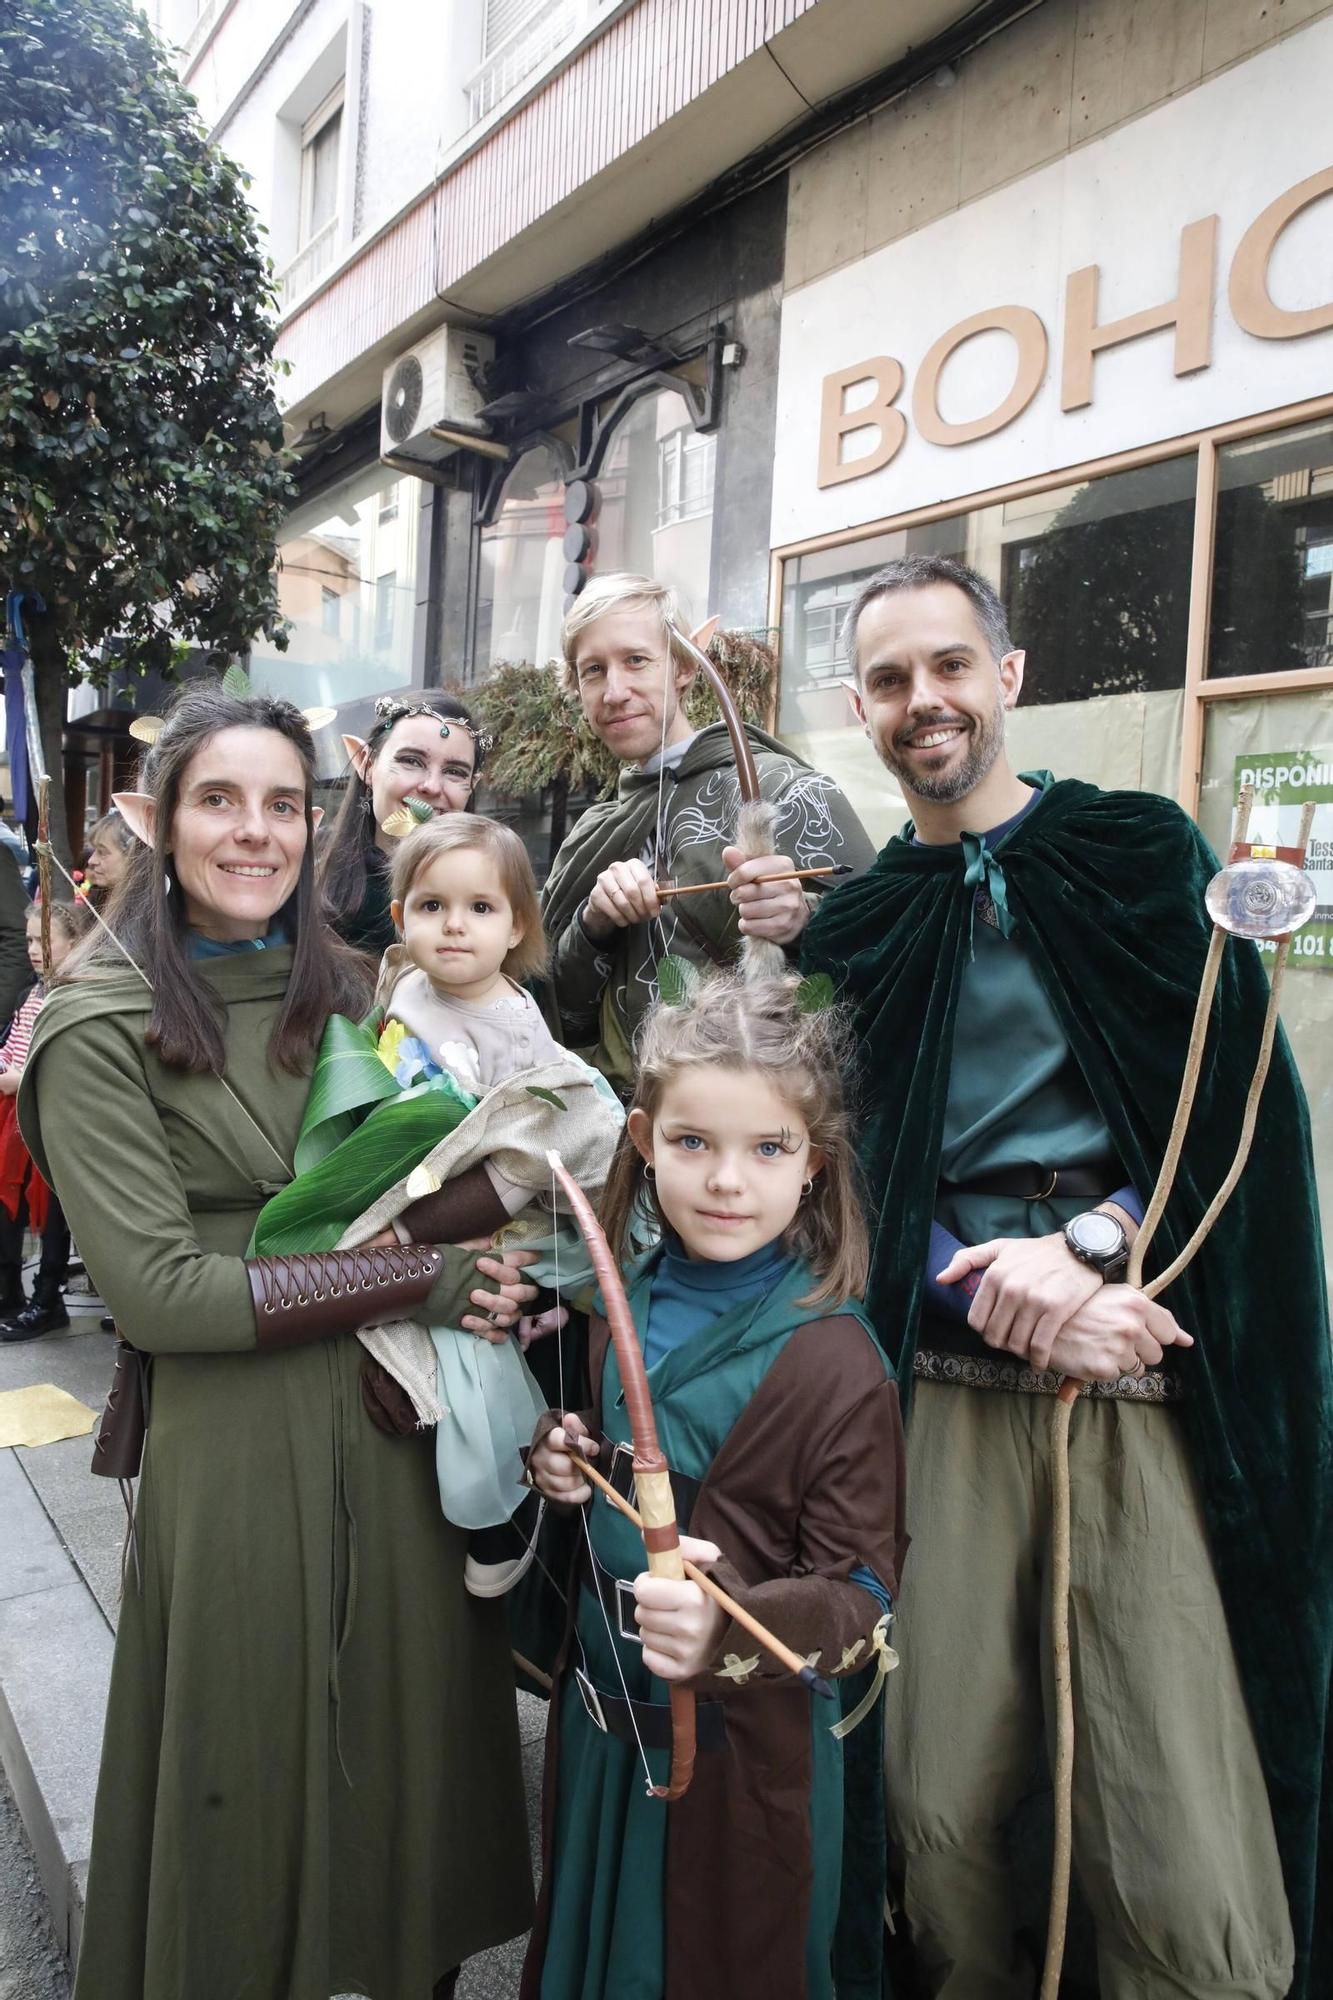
top-left (0, 1264), bottom-right (27, 1320)
top-left (0, 1274), bottom-right (70, 1343)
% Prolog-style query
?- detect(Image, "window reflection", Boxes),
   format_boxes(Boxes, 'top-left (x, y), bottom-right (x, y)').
top-left (781, 455), bottom-right (1196, 736)
top-left (252, 465), bottom-right (418, 708)
top-left (780, 456), bottom-right (1196, 841)
top-left (477, 442), bottom-right (566, 671)
top-left (595, 387), bottom-right (714, 623)
top-left (1210, 419), bottom-right (1333, 677)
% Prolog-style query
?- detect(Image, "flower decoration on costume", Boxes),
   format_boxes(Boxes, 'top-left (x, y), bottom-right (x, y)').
top-left (376, 1020), bottom-right (444, 1089)
top-left (376, 1017), bottom-right (407, 1077)
top-left (437, 1039), bottom-right (482, 1097)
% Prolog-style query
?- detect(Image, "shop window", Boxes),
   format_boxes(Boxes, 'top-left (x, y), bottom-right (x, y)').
top-left (1198, 687), bottom-right (1333, 1258)
top-left (594, 387), bottom-right (714, 625)
top-left (657, 430), bottom-right (716, 529)
top-left (251, 464), bottom-right (418, 710)
top-left (374, 572), bottom-right (398, 653)
top-left (780, 455), bottom-right (1196, 843)
top-left (1209, 418), bottom-right (1333, 677)
top-left (477, 442), bottom-right (567, 673)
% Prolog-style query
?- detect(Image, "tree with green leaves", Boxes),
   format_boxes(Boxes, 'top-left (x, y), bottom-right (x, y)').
top-left (0, 0), bottom-right (294, 857)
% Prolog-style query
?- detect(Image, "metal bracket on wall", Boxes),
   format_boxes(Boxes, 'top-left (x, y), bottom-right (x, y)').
top-left (473, 324), bottom-right (727, 526)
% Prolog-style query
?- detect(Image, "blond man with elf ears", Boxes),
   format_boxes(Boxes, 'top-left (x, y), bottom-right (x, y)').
top-left (799, 555), bottom-right (1325, 2000)
top-left (539, 572), bottom-right (875, 1096)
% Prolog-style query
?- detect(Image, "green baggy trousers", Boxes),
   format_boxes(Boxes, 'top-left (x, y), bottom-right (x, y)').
top-left (885, 1382), bottom-right (1293, 1999)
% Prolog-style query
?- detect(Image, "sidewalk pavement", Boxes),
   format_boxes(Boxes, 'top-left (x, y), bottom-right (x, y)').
top-left (0, 1301), bottom-right (544, 1998)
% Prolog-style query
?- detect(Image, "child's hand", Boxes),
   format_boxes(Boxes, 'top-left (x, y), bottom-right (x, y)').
top-left (634, 1536), bottom-right (726, 1681)
top-left (464, 1247), bottom-right (540, 1341)
top-left (0, 1065), bottom-right (22, 1097)
top-left (528, 1413), bottom-right (597, 1504)
top-left (517, 1304), bottom-right (569, 1352)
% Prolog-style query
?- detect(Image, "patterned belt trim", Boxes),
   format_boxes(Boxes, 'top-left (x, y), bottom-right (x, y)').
top-left (914, 1346), bottom-right (1185, 1403)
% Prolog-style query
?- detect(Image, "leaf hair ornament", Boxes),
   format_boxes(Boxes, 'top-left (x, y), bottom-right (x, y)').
top-left (129, 664), bottom-right (335, 745)
top-left (1038, 780), bottom-right (1319, 2000)
top-left (380, 795), bottom-right (437, 840)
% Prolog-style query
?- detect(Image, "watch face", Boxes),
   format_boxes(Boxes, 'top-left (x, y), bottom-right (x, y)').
top-left (1069, 1211), bottom-right (1123, 1258)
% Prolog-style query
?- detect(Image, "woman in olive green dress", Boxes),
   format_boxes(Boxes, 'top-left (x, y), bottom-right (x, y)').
top-left (19, 685), bottom-right (535, 2000)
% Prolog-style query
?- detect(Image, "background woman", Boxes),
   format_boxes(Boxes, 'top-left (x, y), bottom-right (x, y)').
top-left (319, 690), bottom-right (483, 953)
top-left (19, 684), bottom-right (534, 2000)
top-left (82, 806), bottom-right (137, 906)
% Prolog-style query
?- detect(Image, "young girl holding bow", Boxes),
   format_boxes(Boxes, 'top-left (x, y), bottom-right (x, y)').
top-left (524, 973), bottom-right (907, 2000)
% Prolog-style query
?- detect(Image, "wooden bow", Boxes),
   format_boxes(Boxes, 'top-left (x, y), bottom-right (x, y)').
top-left (547, 1149), bottom-right (697, 1800)
top-left (665, 618), bottom-right (786, 979)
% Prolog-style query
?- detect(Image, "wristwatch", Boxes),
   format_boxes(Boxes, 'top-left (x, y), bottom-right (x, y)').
top-left (1063, 1209), bottom-right (1129, 1282)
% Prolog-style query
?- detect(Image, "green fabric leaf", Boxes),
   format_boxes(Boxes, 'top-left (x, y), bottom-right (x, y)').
top-left (525, 1085), bottom-right (567, 1112)
top-left (251, 1078), bottom-right (475, 1255)
top-left (221, 662), bottom-right (251, 698)
top-left (796, 972), bottom-right (834, 1014)
top-left (291, 1010), bottom-right (400, 1175)
top-left (655, 954), bottom-right (699, 1009)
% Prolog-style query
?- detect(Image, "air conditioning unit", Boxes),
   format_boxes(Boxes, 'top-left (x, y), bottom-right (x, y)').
top-left (380, 326), bottom-right (497, 466)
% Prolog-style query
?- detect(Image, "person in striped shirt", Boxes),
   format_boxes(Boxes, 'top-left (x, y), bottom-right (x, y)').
top-left (0, 899), bottom-right (89, 1340)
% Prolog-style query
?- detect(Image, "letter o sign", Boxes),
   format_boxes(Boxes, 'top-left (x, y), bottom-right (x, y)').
top-left (912, 306), bottom-right (1049, 447)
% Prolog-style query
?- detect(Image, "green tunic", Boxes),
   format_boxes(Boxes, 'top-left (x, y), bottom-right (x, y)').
top-left (19, 950), bottom-right (533, 2000)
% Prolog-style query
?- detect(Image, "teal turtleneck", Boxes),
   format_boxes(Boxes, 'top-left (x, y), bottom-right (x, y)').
top-left (188, 924), bottom-right (287, 960)
top-left (643, 1233), bottom-right (795, 1368)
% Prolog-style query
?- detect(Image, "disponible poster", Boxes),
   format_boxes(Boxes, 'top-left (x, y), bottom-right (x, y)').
top-left (1233, 750), bottom-right (1333, 971)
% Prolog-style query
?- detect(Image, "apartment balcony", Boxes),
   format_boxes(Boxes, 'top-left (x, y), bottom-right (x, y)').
top-left (278, 215), bottom-right (340, 316)
top-left (277, 0), bottom-right (985, 422)
top-left (467, 0), bottom-right (608, 126)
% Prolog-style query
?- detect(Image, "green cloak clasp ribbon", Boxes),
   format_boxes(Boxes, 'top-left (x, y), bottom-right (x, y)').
top-left (960, 830), bottom-right (1016, 946)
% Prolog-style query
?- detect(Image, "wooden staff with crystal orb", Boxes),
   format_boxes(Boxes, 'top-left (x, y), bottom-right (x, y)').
top-left (1039, 784), bottom-right (1320, 2000)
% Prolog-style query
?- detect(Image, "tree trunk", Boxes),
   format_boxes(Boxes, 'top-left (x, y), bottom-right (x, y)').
top-left (546, 776), bottom-right (569, 871)
top-left (25, 611), bottom-right (75, 876)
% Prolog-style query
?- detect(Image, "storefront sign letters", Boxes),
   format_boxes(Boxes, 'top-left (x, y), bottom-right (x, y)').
top-left (818, 167), bottom-right (1333, 489)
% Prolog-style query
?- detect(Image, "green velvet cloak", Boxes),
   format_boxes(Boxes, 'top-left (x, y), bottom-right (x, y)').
top-left (801, 777), bottom-right (1333, 1998)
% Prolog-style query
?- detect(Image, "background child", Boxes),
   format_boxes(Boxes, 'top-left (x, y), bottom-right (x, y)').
top-left (0, 900), bottom-right (89, 1340)
top-left (524, 973), bottom-right (907, 2000)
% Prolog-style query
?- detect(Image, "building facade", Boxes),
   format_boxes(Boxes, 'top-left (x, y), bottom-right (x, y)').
top-left (139, 0), bottom-right (1331, 1210)
top-left (767, 0), bottom-right (1333, 1226)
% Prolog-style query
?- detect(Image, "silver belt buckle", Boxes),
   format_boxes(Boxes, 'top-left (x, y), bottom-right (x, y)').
top-left (614, 1577), bottom-right (642, 1645)
top-left (603, 1440), bottom-right (635, 1506)
top-left (574, 1666), bottom-right (607, 1732)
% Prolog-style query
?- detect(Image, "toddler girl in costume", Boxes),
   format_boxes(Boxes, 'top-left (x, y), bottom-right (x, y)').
top-left (253, 814), bottom-right (622, 1594)
top-left (524, 974), bottom-right (907, 2000)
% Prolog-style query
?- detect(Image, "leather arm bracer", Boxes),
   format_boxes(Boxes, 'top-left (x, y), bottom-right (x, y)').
top-left (247, 1243), bottom-right (443, 1351)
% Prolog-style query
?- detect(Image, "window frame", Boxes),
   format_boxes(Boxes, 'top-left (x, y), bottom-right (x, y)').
top-left (769, 390), bottom-right (1333, 817)
top-left (298, 81), bottom-right (345, 252)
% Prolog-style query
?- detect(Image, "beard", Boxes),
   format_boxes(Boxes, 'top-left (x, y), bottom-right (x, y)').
top-left (880, 692), bottom-right (1007, 805)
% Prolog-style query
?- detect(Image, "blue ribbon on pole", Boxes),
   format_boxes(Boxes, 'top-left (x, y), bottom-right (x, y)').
top-left (3, 590), bottom-right (46, 828)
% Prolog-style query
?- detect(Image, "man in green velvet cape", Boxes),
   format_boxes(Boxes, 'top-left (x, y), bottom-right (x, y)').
top-left (797, 555), bottom-right (1331, 1999)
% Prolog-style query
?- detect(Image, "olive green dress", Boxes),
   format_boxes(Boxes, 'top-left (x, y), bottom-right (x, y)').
top-left (19, 950), bottom-right (533, 2000)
